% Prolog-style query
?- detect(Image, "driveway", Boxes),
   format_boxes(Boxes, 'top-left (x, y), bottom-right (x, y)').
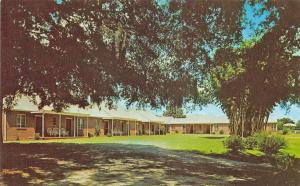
top-left (1, 143), bottom-right (299, 185)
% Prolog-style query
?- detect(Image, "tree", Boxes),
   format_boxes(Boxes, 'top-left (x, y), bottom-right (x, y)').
top-left (296, 120), bottom-right (300, 130)
top-left (276, 118), bottom-right (295, 130)
top-left (163, 106), bottom-right (186, 118)
top-left (1, 0), bottom-right (245, 142)
top-left (199, 1), bottom-right (300, 136)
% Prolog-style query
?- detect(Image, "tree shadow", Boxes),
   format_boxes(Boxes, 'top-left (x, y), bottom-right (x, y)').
top-left (1, 143), bottom-right (299, 185)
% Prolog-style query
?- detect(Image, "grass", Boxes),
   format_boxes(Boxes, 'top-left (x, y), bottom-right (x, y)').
top-left (283, 134), bottom-right (300, 157)
top-left (14, 133), bottom-right (300, 158)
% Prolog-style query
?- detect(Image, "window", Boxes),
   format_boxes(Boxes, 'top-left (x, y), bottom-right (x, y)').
top-left (16, 114), bottom-right (26, 128)
top-left (77, 118), bottom-right (85, 130)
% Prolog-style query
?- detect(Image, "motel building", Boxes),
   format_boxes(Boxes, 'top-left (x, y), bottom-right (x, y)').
top-left (2, 97), bottom-right (277, 141)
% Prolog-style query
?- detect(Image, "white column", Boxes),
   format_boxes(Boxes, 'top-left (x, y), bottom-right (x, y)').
top-left (112, 119), bottom-right (114, 136)
top-left (59, 114), bottom-right (61, 137)
top-left (73, 116), bottom-right (76, 137)
top-left (42, 113), bottom-right (45, 138)
top-left (76, 118), bottom-right (80, 137)
top-left (86, 117), bottom-right (89, 137)
top-left (4, 112), bottom-right (7, 141)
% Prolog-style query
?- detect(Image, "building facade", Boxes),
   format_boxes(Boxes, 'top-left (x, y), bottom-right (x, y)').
top-left (2, 97), bottom-right (277, 141)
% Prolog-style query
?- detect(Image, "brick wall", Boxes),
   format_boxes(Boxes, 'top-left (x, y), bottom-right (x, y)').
top-left (6, 127), bottom-right (35, 141)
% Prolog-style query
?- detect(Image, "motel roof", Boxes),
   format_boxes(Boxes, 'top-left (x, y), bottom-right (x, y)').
top-left (4, 96), bottom-right (277, 125)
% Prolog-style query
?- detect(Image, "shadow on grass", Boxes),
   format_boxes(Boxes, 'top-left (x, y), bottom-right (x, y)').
top-left (200, 136), bottom-right (225, 139)
top-left (1, 143), bottom-right (299, 185)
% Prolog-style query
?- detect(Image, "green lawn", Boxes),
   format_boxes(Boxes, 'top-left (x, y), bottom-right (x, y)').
top-left (16, 133), bottom-right (300, 158)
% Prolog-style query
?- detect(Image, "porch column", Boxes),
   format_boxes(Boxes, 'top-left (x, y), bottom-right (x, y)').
top-left (42, 113), bottom-right (45, 138)
top-left (4, 112), bottom-right (7, 141)
top-left (127, 120), bottom-right (130, 136)
top-left (59, 114), bottom-right (61, 137)
top-left (112, 119), bottom-right (114, 136)
top-left (73, 116), bottom-right (76, 137)
top-left (86, 117), bottom-right (89, 137)
top-left (148, 122), bottom-right (150, 135)
top-left (76, 118), bottom-right (79, 137)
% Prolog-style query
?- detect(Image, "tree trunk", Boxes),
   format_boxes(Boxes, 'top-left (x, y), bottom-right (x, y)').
top-left (226, 102), bottom-right (270, 137)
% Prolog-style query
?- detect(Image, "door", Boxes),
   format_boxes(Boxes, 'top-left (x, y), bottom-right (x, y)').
top-left (35, 117), bottom-right (42, 135)
top-left (104, 121), bottom-right (109, 135)
top-left (66, 119), bottom-right (72, 136)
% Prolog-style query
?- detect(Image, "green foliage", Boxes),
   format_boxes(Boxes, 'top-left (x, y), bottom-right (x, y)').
top-left (272, 152), bottom-right (296, 171)
top-left (296, 120), bottom-right (300, 130)
top-left (219, 130), bottom-right (224, 135)
top-left (224, 135), bottom-right (244, 153)
top-left (282, 128), bottom-right (289, 135)
top-left (94, 121), bottom-right (101, 137)
top-left (277, 118), bottom-right (295, 130)
top-left (163, 106), bottom-right (186, 118)
top-left (257, 135), bottom-right (287, 156)
top-left (34, 133), bottom-right (40, 140)
top-left (88, 133), bottom-right (94, 138)
top-left (243, 136), bottom-right (257, 150)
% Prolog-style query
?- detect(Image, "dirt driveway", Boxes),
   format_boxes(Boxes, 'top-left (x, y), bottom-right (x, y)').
top-left (1, 143), bottom-right (299, 185)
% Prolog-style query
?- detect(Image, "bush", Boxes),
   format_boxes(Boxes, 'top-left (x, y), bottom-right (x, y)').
top-left (257, 135), bottom-right (287, 156)
top-left (175, 130), bottom-right (179, 134)
top-left (88, 132), bottom-right (94, 138)
top-left (94, 123), bottom-right (101, 136)
top-left (16, 135), bottom-right (20, 141)
top-left (224, 135), bottom-right (244, 153)
top-left (34, 133), bottom-right (40, 140)
top-left (272, 152), bottom-right (295, 170)
top-left (243, 136), bottom-right (257, 150)
top-left (282, 128), bottom-right (289, 135)
top-left (219, 129), bottom-right (224, 135)
top-left (107, 133), bottom-right (112, 137)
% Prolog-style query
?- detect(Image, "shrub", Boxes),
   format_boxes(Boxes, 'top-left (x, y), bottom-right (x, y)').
top-left (175, 130), bottom-right (179, 134)
top-left (94, 123), bottom-right (101, 136)
top-left (282, 128), bottom-right (289, 135)
top-left (34, 133), bottom-right (40, 140)
top-left (16, 135), bottom-right (20, 141)
top-left (257, 135), bottom-right (287, 156)
top-left (219, 129), bottom-right (224, 135)
top-left (224, 135), bottom-right (244, 153)
top-left (107, 133), bottom-right (112, 137)
top-left (243, 136), bottom-right (257, 150)
top-left (272, 152), bottom-right (295, 170)
top-left (88, 132), bottom-right (94, 138)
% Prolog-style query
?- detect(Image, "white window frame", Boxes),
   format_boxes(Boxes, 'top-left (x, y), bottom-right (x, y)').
top-left (16, 114), bottom-right (26, 128)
